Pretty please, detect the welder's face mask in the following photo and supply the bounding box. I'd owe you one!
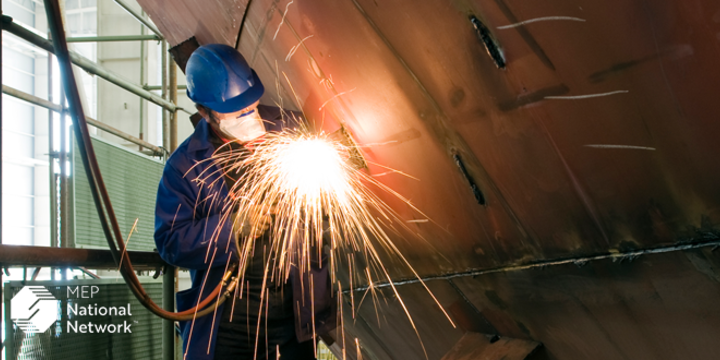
[217,104,266,142]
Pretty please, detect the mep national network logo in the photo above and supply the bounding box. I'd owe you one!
[10,286,60,334]
[11,285,135,334]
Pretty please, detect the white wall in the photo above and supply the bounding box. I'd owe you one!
[97,0,150,149]
[2,0,50,247]
[96,0,196,151]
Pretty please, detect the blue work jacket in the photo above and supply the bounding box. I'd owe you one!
[154,112,336,360]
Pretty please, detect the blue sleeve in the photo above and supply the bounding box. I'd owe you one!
[154,161,236,270]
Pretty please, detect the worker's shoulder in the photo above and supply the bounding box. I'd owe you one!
[163,138,211,177]
[163,118,216,175]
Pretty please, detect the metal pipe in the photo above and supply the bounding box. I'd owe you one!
[66,34,161,42]
[169,60,178,152]
[139,16,146,151]
[146,84,186,91]
[1,9,4,349]
[48,49,59,281]
[1,18,178,112]
[59,86,68,276]
[163,267,176,360]
[76,266,100,279]
[59,85,72,280]
[30,266,41,281]
[161,41,169,152]
[2,85,164,155]
[113,0,163,39]
[0,244,166,269]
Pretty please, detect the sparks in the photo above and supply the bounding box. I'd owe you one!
[204,124,454,359]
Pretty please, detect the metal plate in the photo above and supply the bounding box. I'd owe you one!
[135,1,720,358]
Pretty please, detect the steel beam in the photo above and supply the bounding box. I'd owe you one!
[2,84,164,155]
[1,16,178,112]
[1,7,4,349]
[169,60,178,152]
[162,267,176,360]
[59,88,70,259]
[113,0,163,39]
[0,244,166,269]
[48,50,58,280]
[139,19,146,151]
[145,84,186,91]
[161,41,169,153]
[66,34,161,42]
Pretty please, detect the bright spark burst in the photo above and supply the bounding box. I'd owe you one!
[274,137,349,205]
[206,125,454,359]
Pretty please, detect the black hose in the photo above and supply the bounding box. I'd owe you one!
[43,0,230,321]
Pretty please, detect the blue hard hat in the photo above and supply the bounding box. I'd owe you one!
[185,44,264,113]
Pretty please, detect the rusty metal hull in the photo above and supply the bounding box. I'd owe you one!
[137,0,720,358]
[332,247,720,360]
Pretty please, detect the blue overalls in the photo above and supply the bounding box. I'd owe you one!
[154,111,336,360]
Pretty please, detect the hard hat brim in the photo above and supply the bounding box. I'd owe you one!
[188,70,265,114]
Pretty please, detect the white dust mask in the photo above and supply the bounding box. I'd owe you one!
[218,109,266,142]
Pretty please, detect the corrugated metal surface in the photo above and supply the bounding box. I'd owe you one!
[72,136,164,251]
[4,278,163,360]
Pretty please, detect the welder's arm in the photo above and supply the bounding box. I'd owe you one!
[154,164,236,270]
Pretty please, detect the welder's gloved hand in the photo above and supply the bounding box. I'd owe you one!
[231,203,276,239]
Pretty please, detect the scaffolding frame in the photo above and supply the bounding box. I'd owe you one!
[1,2,179,358]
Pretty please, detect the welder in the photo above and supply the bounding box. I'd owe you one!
[154,44,335,360]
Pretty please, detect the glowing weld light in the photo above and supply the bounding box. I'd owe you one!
[274,138,350,203]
